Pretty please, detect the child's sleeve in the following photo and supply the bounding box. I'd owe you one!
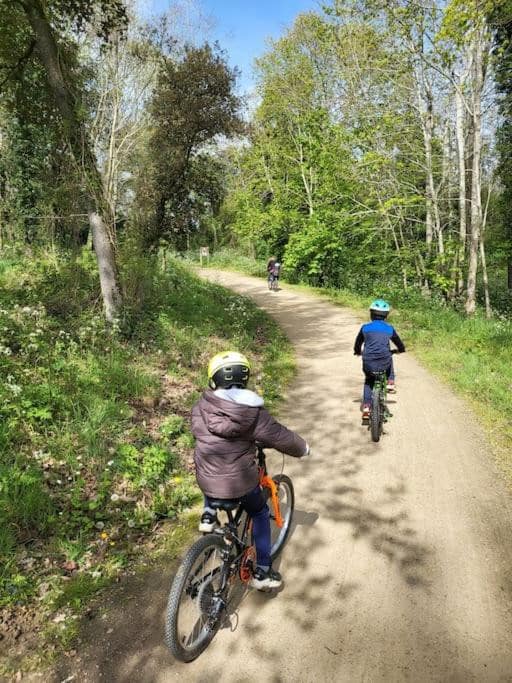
[353,327,364,355]
[253,410,308,458]
[391,328,406,352]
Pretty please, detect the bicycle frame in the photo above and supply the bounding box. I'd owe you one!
[370,371,391,423]
[208,448,284,605]
[257,446,284,528]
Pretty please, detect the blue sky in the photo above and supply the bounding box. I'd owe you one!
[147,0,321,92]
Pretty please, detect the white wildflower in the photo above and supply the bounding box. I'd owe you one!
[7,382,21,396]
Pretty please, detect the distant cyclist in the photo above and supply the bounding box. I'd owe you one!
[266,256,281,289]
[353,299,405,421]
[267,256,276,284]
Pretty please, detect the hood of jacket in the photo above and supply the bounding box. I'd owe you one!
[199,389,261,439]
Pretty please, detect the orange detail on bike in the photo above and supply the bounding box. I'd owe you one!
[260,472,284,528]
[239,545,256,583]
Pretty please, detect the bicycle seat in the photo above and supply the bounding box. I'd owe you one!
[208,498,240,511]
[369,370,387,378]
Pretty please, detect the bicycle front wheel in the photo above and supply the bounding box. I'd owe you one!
[165,534,227,662]
[268,474,294,559]
[370,390,381,442]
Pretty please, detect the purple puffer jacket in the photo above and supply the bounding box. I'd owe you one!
[191,389,307,499]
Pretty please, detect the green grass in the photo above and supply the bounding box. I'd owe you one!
[0,247,295,668]
[198,248,512,484]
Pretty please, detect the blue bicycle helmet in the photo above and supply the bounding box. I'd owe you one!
[369,299,391,319]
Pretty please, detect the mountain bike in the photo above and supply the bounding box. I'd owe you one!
[164,447,294,662]
[368,350,398,442]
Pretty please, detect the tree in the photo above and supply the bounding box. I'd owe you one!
[0,0,126,322]
[136,43,243,248]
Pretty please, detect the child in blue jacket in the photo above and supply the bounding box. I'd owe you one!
[353,299,405,420]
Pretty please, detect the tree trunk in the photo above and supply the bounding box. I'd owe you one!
[89,210,122,322]
[479,237,491,318]
[455,82,467,295]
[465,29,486,316]
[24,0,122,322]
[420,88,443,260]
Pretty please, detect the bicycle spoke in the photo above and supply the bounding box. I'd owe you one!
[175,544,223,652]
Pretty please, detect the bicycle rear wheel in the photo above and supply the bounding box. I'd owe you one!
[165,534,227,662]
[370,390,382,442]
[267,474,294,559]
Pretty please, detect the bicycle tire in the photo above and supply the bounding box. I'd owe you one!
[267,474,294,558]
[165,533,227,662]
[370,390,381,442]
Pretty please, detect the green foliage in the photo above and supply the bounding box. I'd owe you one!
[0,464,55,533]
[134,42,244,249]
[190,248,267,277]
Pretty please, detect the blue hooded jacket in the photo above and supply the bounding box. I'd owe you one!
[354,320,405,366]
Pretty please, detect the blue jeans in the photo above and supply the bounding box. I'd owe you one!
[204,485,271,569]
[362,360,392,404]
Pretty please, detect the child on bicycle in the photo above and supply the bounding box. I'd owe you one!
[191,351,310,590]
[267,256,281,288]
[353,299,405,421]
[267,256,276,278]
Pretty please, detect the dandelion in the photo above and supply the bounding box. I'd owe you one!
[100,532,108,540]
[95,521,105,530]
[110,493,120,502]
[127,519,136,528]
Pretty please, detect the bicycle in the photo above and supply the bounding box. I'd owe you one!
[267,273,279,291]
[368,350,398,442]
[164,446,294,662]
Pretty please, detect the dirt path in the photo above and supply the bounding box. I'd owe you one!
[49,271,512,683]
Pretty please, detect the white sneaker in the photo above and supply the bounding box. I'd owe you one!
[198,512,219,533]
[249,567,282,590]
